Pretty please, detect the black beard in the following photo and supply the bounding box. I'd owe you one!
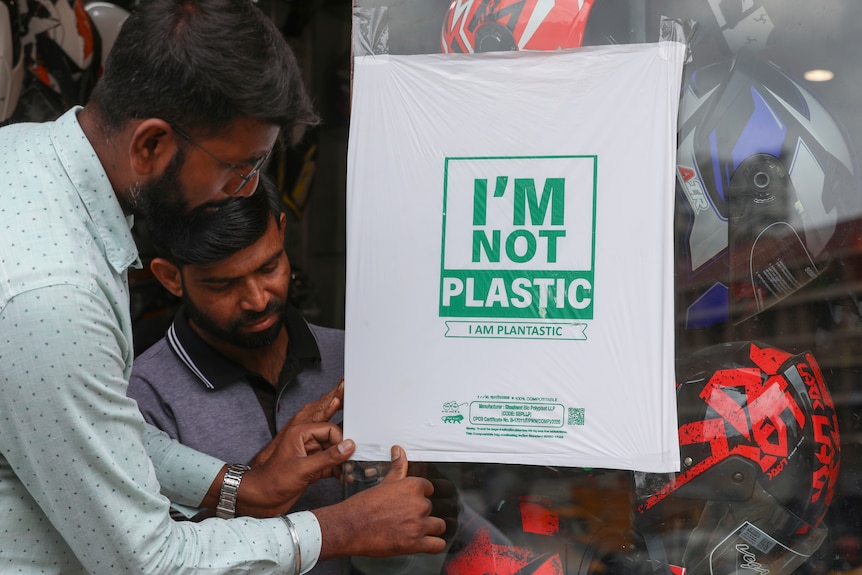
[130,147,190,252]
[183,293,288,349]
[131,148,234,257]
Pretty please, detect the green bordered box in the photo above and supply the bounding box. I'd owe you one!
[439,155,598,320]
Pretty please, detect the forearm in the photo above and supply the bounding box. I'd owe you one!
[0,288,309,573]
[143,423,225,508]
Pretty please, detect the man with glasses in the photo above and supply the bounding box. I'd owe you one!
[168,122,272,198]
[0,0,447,573]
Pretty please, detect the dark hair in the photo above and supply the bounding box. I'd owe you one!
[88,0,318,137]
[156,175,286,266]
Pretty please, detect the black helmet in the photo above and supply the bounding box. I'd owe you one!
[635,341,841,575]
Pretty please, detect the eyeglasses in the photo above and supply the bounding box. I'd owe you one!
[169,122,271,197]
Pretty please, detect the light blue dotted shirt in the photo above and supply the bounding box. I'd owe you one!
[0,107,321,574]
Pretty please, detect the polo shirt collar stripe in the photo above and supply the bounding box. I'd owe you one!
[166,323,217,390]
[166,308,249,390]
[165,305,322,391]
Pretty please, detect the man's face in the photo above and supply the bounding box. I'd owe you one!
[169,117,280,212]
[130,117,280,253]
[180,214,291,349]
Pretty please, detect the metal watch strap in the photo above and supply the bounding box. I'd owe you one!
[216,463,251,519]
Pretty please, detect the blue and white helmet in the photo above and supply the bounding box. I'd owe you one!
[675,55,861,329]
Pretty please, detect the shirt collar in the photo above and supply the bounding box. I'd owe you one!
[51,106,142,273]
[166,305,322,390]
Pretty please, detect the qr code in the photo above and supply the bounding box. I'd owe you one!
[568,407,585,426]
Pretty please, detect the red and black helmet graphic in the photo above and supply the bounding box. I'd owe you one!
[632,342,841,575]
[639,341,840,539]
[441,0,596,54]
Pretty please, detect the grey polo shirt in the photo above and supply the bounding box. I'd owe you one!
[129,304,344,470]
[128,306,346,574]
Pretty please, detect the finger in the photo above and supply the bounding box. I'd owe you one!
[320,380,344,405]
[431,516,449,538]
[293,439,355,479]
[307,380,344,423]
[413,536,447,557]
[363,466,380,480]
[428,478,459,542]
[428,477,456,499]
[298,422,345,449]
[422,518,449,554]
[313,396,341,423]
[380,445,408,483]
[428,479,458,514]
[301,427,340,453]
[322,380,344,418]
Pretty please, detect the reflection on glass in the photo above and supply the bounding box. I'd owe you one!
[350,1,862,573]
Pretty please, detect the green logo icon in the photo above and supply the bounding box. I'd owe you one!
[441,400,467,424]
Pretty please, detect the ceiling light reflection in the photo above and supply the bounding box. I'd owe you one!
[804,69,834,82]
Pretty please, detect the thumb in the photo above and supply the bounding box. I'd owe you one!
[334,439,356,461]
[381,445,408,482]
[301,438,355,472]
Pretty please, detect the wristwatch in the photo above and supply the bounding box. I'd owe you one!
[216,463,251,519]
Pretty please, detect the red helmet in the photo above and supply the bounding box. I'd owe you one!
[636,341,840,575]
[441,0,596,54]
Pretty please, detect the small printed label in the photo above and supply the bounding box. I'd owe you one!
[739,523,778,554]
[444,321,587,340]
[440,394,585,440]
[470,401,565,427]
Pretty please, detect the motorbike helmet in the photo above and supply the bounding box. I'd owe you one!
[434,465,632,575]
[635,341,840,575]
[19,0,101,110]
[675,54,861,329]
[1,0,25,121]
[84,1,128,70]
[440,0,596,53]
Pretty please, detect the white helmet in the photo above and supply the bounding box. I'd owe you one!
[18,0,100,109]
[84,1,128,69]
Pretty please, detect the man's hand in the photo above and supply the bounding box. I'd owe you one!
[313,446,448,559]
[287,379,344,427]
[251,381,344,468]
[203,422,356,518]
